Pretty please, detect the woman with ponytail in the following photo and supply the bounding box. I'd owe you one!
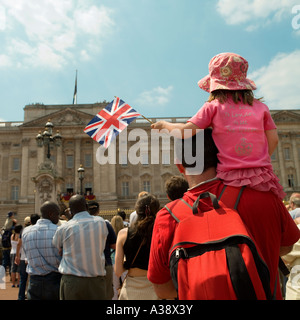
[114,194,160,300]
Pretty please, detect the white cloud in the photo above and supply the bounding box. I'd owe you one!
[0,54,12,68]
[249,50,300,109]
[0,0,115,69]
[0,5,6,31]
[217,0,299,29]
[74,5,114,36]
[136,86,174,107]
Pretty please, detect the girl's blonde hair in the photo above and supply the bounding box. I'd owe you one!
[111,215,124,236]
[208,89,262,106]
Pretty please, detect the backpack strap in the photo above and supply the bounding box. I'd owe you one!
[166,185,245,222]
[218,185,246,210]
[165,198,193,223]
[220,185,279,299]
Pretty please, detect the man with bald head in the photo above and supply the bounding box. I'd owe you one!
[22,201,62,300]
[53,194,108,300]
[289,193,300,220]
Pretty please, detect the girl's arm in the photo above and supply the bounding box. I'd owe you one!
[265,129,279,156]
[114,228,127,278]
[151,121,200,138]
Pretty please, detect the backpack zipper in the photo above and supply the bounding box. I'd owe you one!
[175,247,188,259]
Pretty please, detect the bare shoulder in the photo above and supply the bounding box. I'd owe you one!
[117,227,128,243]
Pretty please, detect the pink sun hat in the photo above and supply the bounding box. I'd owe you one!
[198,52,257,93]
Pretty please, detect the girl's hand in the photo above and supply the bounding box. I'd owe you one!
[151,120,167,130]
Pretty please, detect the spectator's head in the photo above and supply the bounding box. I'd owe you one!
[117,210,126,221]
[69,194,87,216]
[24,216,31,227]
[290,193,300,210]
[111,215,124,236]
[175,128,219,175]
[40,201,60,224]
[14,224,23,234]
[88,201,100,216]
[30,213,40,225]
[165,176,189,201]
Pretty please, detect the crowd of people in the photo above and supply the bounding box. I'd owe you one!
[0,174,188,300]
[1,133,300,300]
[1,52,300,300]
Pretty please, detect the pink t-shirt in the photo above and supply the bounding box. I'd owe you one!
[188,98,276,172]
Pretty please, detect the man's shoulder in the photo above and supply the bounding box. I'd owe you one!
[22,224,37,236]
[290,207,300,219]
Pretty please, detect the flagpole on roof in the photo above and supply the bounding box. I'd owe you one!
[73,70,77,105]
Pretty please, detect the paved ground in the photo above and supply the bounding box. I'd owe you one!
[0,273,20,300]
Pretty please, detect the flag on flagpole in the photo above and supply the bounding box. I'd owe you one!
[84,97,141,148]
[73,70,77,104]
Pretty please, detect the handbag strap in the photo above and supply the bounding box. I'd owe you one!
[119,239,144,290]
[130,239,144,267]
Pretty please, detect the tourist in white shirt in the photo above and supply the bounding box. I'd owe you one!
[53,194,108,300]
[22,202,61,300]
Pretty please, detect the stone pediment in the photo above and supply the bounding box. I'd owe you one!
[21,108,95,128]
[271,110,300,123]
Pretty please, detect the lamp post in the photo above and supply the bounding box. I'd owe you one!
[78,164,85,195]
[36,119,62,159]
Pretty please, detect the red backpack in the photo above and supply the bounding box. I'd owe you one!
[166,185,273,300]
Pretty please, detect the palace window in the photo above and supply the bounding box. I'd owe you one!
[162,152,170,165]
[143,180,151,193]
[11,186,19,200]
[66,155,74,168]
[12,158,20,171]
[288,174,295,188]
[66,183,74,194]
[141,153,149,166]
[84,154,92,168]
[122,181,129,197]
[284,148,291,160]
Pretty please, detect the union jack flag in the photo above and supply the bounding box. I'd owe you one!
[84,97,141,148]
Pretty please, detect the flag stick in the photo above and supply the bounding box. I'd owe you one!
[140,114,153,124]
[113,96,153,124]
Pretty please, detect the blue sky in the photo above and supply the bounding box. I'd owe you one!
[0,0,300,122]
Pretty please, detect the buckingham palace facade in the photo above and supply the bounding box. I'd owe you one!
[0,102,300,225]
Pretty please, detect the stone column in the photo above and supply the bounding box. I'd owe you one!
[291,133,300,187]
[56,144,63,177]
[1,142,11,182]
[37,145,44,167]
[277,134,287,188]
[1,142,11,200]
[93,142,101,198]
[74,138,81,193]
[20,138,31,202]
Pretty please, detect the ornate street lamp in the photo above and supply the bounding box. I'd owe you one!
[36,119,62,159]
[78,164,85,195]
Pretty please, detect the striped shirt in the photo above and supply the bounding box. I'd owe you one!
[22,219,61,276]
[52,211,108,277]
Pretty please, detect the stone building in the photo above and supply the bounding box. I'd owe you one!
[0,103,299,226]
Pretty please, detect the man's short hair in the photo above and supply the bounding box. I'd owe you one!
[291,197,300,208]
[165,176,189,200]
[88,201,99,215]
[176,128,219,172]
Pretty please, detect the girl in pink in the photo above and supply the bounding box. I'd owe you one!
[152,52,285,199]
